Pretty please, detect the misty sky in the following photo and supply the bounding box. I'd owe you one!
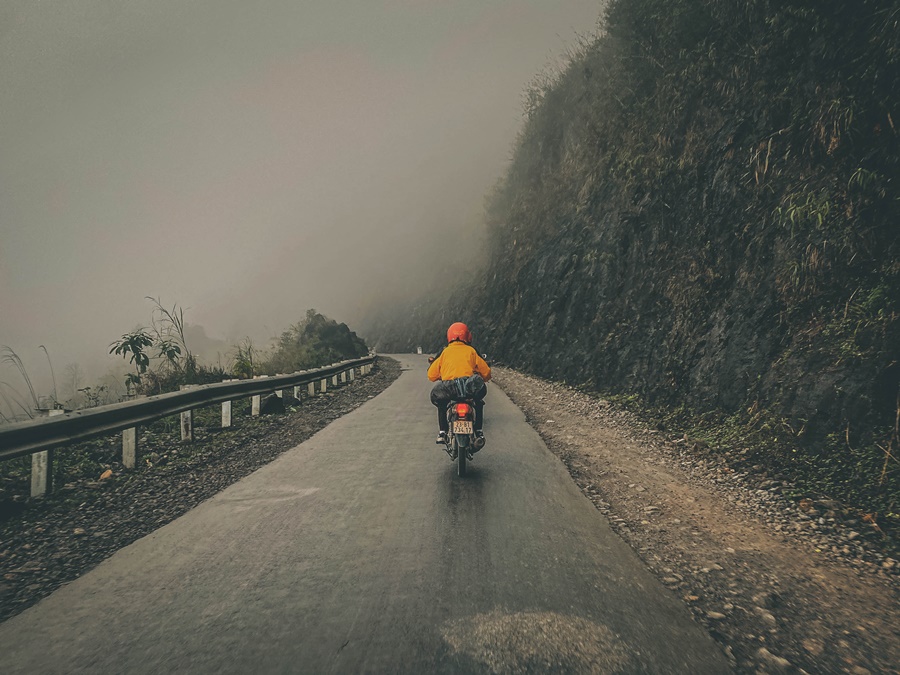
[1,1,601,382]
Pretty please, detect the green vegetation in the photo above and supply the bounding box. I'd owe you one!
[259,309,368,375]
[107,305,367,393]
[109,298,225,396]
[368,0,900,517]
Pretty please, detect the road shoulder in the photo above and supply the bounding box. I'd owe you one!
[494,366,900,675]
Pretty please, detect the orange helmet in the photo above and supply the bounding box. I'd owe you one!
[446,322,472,344]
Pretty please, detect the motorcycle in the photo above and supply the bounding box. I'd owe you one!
[428,354,488,477]
[442,396,485,476]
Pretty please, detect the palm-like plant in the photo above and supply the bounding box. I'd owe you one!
[109,330,153,394]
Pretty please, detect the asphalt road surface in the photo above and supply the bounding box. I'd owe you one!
[0,355,729,673]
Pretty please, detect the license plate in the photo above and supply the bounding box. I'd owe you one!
[453,420,474,435]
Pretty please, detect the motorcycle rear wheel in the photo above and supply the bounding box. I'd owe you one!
[456,438,467,476]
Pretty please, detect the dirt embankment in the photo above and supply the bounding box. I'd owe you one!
[0,358,401,624]
[495,367,899,675]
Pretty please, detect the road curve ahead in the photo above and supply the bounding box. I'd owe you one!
[0,355,728,674]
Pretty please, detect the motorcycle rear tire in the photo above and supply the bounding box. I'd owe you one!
[457,438,467,476]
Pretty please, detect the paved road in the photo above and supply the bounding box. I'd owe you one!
[0,355,728,673]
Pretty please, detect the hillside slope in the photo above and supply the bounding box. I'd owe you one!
[367,0,900,514]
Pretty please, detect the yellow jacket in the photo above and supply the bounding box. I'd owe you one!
[427,341,492,382]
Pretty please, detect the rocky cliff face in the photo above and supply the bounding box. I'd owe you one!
[366,0,900,509]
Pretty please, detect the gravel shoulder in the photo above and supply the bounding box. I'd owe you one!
[0,357,401,624]
[494,366,899,675]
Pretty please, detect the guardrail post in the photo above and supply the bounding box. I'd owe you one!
[31,449,54,497]
[220,379,234,428]
[181,410,193,441]
[251,376,263,416]
[30,409,64,497]
[349,368,355,382]
[308,381,316,397]
[275,375,285,398]
[332,374,339,387]
[122,427,139,468]
[179,385,196,442]
[320,378,327,393]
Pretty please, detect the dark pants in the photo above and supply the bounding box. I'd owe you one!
[431,383,487,433]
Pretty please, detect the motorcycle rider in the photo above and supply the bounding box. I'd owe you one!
[427,322,491,445]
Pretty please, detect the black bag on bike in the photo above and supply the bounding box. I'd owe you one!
[430,374,485,403]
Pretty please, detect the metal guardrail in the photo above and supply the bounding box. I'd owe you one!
[0,356,376,495]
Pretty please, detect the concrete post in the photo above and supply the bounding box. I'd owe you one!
[321,378,327,393]
[179,385,196,442]
[349,368,355,381]
[181,409,193,442]
[293,385,302,400]
[252,376,263,416]
[31,449,54,497]
[31,408,63,497]
[122,427,139,468]
[275,376,285,398]
[332,374,338,387]
[221,378,234,428]
[308,381,316,397]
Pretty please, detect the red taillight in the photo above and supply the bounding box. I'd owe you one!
[455,402,472,418]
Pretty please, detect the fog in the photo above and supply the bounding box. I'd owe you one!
[0,1,601,397]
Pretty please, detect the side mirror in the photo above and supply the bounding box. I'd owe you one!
[427,356,435,364]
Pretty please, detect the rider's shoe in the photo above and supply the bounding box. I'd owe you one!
[436,431,447,445]
[474,430,485,451]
